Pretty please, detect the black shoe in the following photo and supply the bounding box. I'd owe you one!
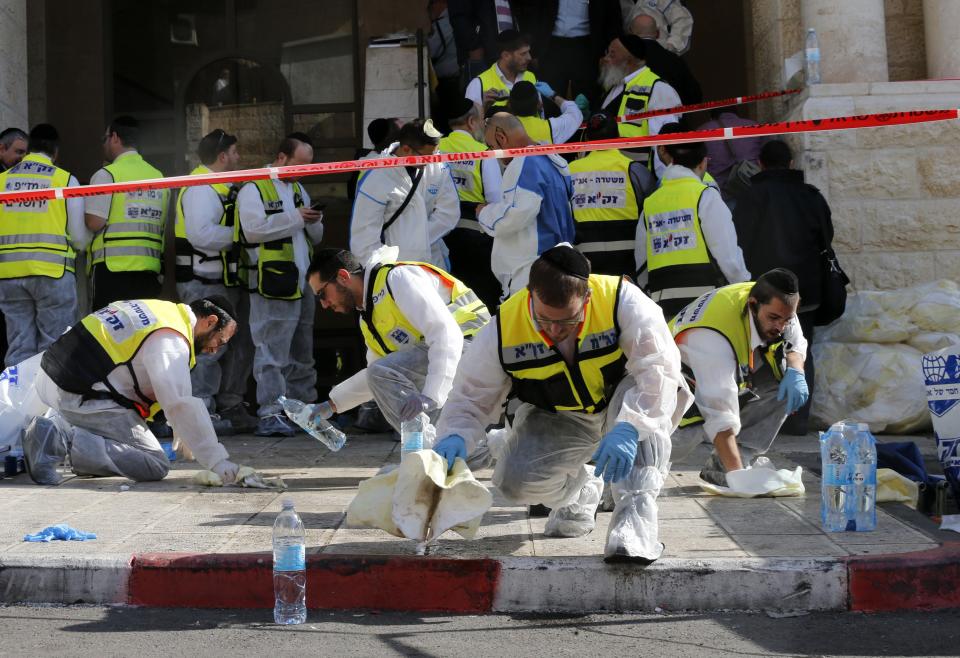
[603,545,662,565]
[528,504,551,517]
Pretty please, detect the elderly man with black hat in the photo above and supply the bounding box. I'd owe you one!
[433,244,691,563]
[598,34,682,176]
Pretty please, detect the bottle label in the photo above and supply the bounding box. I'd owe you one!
[403,431,424,452]
[805,48,820,61]
[823,463,847,485]
[851,465,876,486]
[274,544,305,572]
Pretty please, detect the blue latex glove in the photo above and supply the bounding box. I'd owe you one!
[591,422,639,483]
[777,366,810,414]
[434,434,467,472]
[24,524,97,542]
[535,81,557,99]
[399,393,438,423]
[574,93,590,114]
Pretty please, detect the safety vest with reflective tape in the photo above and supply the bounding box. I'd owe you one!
[669,282,784,427]
[174,165,243,287]
[569,150,639,264]
[40,299,196,420]
[496,274,626,414]
[0,153,75,279]
[478,65,536,109]
[246,178,306,300]
[360,262,490,357]
[439,131,486,230]
[615,67,660,139]
[703,171,719,191]
[517,115,553,144]
[90,152,168,273]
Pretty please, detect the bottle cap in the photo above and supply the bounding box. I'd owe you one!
[281,498,294,509]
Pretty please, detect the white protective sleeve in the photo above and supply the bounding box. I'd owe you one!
[66,176,92,251]
[237,182,304,244]
[425,164,461,247]
[183,185,234,253]
[477,158,542,238]
[328,354,377,413]
[481,158,504,204]
[464,77,483,106]
[84,168,113,219]
[698,186,751,284]
[549,99,585,144]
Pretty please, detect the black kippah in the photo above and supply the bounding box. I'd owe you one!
[619,34,647,60]
[540,244,590,280]
[447,97,476,122]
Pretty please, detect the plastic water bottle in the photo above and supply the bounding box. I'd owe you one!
[848,423,877,531]
[805,28,821,84]
[278,396,347,451]
[273,498,307,625]
[400,412,426,456]
[820,422,850,532]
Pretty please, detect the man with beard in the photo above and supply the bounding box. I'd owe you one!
[668,269,809,487]
[465,30,537,114]
[598,34,681,175]
[21,297,241,485]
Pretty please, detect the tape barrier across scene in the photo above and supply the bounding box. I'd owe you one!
[590,88,803,127]
[0,108,957,205]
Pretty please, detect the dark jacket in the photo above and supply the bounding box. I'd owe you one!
[449,0,521,67]
[641,38,702,106]
[516,0,622,63]
[732,168,834,308]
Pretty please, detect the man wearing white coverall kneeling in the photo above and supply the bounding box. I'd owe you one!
[434,245,691,563]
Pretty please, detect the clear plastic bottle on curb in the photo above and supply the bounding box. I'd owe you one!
[848,423,877,531]
[278,395,347,451]
[805,28,821,84]
[273,498,307,625]
[820,421,851,532]
[400,412,427,456]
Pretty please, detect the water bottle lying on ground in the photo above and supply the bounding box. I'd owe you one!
[273,498,306,625]
[278,396,347,451]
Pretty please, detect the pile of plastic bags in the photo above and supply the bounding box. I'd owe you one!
[812,280,960,433]
[0,352,51,453]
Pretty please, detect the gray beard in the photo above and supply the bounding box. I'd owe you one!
[598,62,628,92]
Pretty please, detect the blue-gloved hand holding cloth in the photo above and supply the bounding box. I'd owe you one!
[777,367,809,414]
[434,434,467,472]
[592,422,639,483]
[534,81,557,99]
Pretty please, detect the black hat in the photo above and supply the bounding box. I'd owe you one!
[446,97,477,123]
[540,244,590,280]
[619,34,647,60]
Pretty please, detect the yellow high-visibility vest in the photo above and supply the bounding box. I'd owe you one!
[174,165,243,286]
[478,64,536,109]
[246,178,306,300]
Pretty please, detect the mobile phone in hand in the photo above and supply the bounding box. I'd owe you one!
[310,201,326,212]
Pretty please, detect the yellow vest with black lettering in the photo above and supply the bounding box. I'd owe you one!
[90,152,168,273]
[642,174,722,304]
[40,299,196,420]
[174,165,242,287]
[439,131,486,230]
[610,67,661,168]
[669,282,784,427]
[517,115,553,144]
[0,153,75,279]
[478,64,536,109]
[496,274,626,414]
[247,178,306,300]
[360,262,490,357]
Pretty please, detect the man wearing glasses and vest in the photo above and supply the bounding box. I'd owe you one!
[305,246,489,433]
[465,30,537,114]
[668,270,809,488]
[237,133,324,437]
[434,245,691,563]
[22,297,241,486]
[85,116,169,310]
[0,124,89,367]
[173,129,257,434]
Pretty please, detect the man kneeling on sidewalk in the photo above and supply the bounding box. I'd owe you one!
[23,297,241,485]
[433,245,691,563]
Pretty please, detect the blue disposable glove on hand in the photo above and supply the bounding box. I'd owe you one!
[574,93,590,113]
[434,434,467,471]
[399,393,438,422]
[535,81,557,99]
[777,366,809,414]
[591,422,639,483]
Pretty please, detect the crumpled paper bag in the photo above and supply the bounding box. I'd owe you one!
[193,465,286,489]
[699,465,805,498]
[346,450,492,542]
[876,467,919,508]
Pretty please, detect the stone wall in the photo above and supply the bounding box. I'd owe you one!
[0,0,28,130]
[885,0,927,82]
[184,101,285,171]
[749,0,804,123]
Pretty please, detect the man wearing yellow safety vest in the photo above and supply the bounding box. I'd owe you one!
[669,270,809,488]
[438,99,503,311]
[635,136,751,318]
[506,80,582,145]
[0,124,90,367]
[435,245,691,563]
[23,297,241,485]
[237,133,324,437]
[85,116,169,310]
[305,246,490,434]
[598,34,681,175]
[464,30,537,115]
[173,129,256,434]
[570,112,655,278]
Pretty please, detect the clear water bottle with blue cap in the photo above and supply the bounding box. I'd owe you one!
[273,498,306,625]
[805,28,821,84]
[848,423,877,531]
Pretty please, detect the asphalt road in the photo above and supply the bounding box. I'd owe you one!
[0,605,958,657]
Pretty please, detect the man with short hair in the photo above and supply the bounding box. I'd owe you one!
[0,124,89,367]
[85,116,169,310]
[479,113,575,299]
[435,245,690,563]
[669,270,810,486]
[306,247,489,432]
[24,297,241,485]
[507,80,582,144]
[237,133,324,436]
[628,13,701,105]
[0,128,27,171]
[174,129,256,433]
[464,29,537,112]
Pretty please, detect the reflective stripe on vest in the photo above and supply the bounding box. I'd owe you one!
[517,116,553,144]
[478,65,536,109]
[439,132,486,207]
[359,262,490,358]
[496,274,626,414]
[616,68,660,139]
[174,165,242,286]
[569,149,639,259]
[248,178,305,300]
[90,153,167,273]
[0,153,75,279]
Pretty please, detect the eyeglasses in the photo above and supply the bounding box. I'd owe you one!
[314,280,334,302]
[534,301,588,328]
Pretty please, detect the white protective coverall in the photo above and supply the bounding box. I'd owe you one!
[437,279,691,561]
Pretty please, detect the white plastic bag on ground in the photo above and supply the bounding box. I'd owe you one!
[0,352,50,451]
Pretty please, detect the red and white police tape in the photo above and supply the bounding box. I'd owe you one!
[0,108,957,205]
[591,87,802,127]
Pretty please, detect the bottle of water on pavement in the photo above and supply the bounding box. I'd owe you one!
[820,422,851,532]
[400,412,426,456]
[805,28,821,84]
[848,423,877,531]
[273,498,307,625]
[278,395,347,451]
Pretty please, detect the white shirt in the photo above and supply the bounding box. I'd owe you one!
[677,312,807,440]
[635,165,750,286]
[236,174,324,290]
[85,150,140,219]
[546,99,585,145]
[328,247,465,412]
[437,280,691,453]
[553,0,590,37]
[181,184,234,279]
[623,0,695,54]
[465,63,525,106]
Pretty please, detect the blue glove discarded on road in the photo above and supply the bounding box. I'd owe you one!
[24,524,97,542]
[777,366,809,414]
[591,422,639,483]
[399,393,438,423]
[574,93,590,113]
[434,434,467,471]
[535,81,557,99]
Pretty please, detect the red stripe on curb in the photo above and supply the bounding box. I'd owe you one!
[128,553,500,613]
[847,543,960,612]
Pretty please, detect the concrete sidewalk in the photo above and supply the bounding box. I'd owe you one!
[1,430,956,613]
